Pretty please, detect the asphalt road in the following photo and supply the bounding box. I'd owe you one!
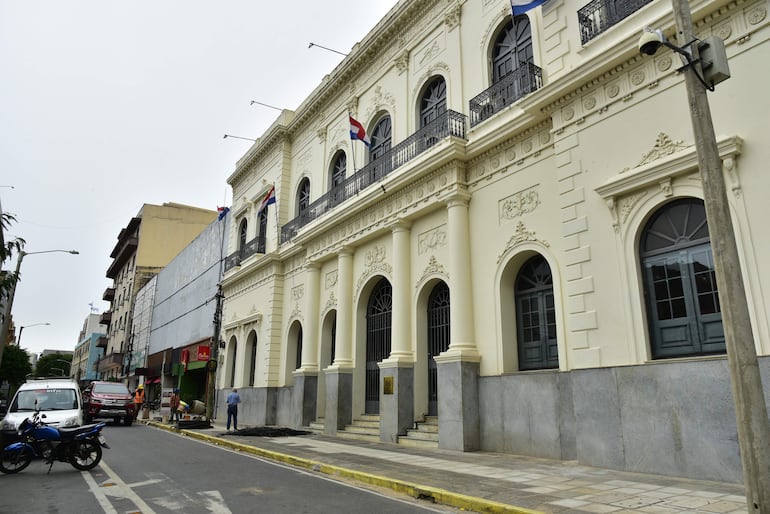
[0,422,461,513]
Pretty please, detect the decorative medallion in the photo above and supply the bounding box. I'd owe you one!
[563,106,575,121]
[630,70,645,86]
[540,132,551,145]
[607,84,620,98]
[522,140,533,153]
[506,147,517,161]
[657,55,673,72]
[714,23,732,41]
[583,97,596,110]
[748,6,766,25]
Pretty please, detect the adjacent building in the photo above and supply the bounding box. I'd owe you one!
[99,202,218,381]
[72,313,106,386]
[213,0,770,484]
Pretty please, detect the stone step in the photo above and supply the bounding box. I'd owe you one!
[402,429,439,441]
[335,430,380,443]
[397,435,439,449]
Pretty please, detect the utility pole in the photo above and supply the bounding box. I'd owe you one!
[670,0,770,510]
[205,283,224,422]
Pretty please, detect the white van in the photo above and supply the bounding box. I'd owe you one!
[0,378,83,434]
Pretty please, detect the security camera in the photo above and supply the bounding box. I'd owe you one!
[639,27,665,55]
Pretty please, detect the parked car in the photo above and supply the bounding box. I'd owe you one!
[82,381,135,426]
[1,378,84,437]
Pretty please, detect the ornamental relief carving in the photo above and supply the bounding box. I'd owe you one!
[292,285,304,302]
[497,222,550,263]
[325,270,338,289]
[634,133,688,168]
[355,263,393,299]
[499,185,540,222]
[366,86,396,120]
[418,226,447,255]
[417,255,448,288]
[321,292,338,319]
[365,245,387,266]
[444,3,461,29]
[747,5,766,25]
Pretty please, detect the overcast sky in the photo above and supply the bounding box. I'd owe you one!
[1,0,398,358]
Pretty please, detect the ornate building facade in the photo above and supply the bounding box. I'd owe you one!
[217,0,770,483]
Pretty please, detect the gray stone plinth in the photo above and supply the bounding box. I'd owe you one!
[379,365,414,443]
[437,359,479,451]
[324,368,353,433]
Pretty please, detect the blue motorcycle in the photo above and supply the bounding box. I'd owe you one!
[0,410,109,474]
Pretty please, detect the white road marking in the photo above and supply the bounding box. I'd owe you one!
[198,490,232,514]
[97,459,158,513]
[81,468,118,514]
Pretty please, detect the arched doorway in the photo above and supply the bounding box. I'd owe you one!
[427,281,450,416]
[365,278,392,414]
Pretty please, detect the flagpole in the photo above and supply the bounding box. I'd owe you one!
[348,112,357,173]
[272,184,278,244]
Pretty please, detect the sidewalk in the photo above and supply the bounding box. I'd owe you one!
[144,420,748,514]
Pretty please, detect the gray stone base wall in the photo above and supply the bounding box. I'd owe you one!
[478,356,770,484]
[215,386,290,427]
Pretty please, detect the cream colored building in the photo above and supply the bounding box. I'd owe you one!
[218,0,770,482]
[100,203,217,383]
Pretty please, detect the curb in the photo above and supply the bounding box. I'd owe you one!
[144,421,543,514]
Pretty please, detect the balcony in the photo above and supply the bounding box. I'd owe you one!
[280,110,467,244]
[578,0,654,45]
[102,287,115,302]
[96,352,124,372]
[224,234,266,272]
[96,336,108,348]
[469,63,543,127]
[99,311,112,326]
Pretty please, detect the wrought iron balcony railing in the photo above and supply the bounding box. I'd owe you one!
[578,0,653,45]
[469,62,543,127]
[280,110,467,243]
[224,234,267,272]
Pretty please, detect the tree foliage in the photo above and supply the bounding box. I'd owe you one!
[0,345,32,398]
[1,211,25,304]
[35,353,73,378]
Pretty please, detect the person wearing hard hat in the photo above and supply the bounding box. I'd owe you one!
[133,384,145,420]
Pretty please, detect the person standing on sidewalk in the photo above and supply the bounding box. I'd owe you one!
[226,388,240,431]
[133,384,145,420]
[169,388,180,423]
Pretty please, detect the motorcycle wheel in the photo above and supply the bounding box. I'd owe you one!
[69,439,102,471]
[0,447,33,474]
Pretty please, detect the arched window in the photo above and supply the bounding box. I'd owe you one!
[640,198,724,359]
[368,116,393,181]
[329,151,347,205]
[515,255,558,370]
[228,340,237,387]
[365,278,392,414]
[296,178,310,217]
[238,219,248,258]
[257,208,267,254]
[420,77,447,128]
[492,16,533,83]
[369,116,392,161]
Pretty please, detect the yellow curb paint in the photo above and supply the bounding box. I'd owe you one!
[146,422,543,514]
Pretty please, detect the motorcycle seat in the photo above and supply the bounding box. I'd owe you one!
[58,424,102,438]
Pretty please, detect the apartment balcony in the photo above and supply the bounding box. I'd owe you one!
[280,109,467,244]
[578,0,654,45]
[99,311,112,326]
[224,234,266,272]
[106,236,138,279]
[469,63,543,128]
[96,352,124,372]
[96,336,108,348]
[102,287,115,302]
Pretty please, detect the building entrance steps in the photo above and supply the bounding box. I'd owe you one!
[144,420,748,514]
